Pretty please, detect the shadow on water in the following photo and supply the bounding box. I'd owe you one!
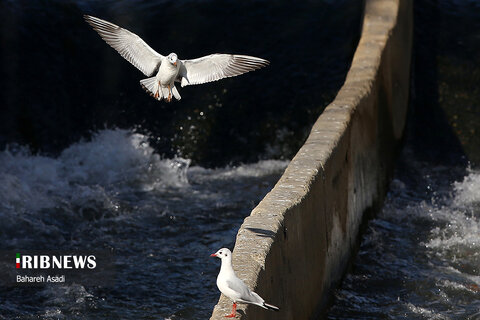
[412,0,466,168]
[412,0,480,168]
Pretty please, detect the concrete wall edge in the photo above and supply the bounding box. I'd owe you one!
[210,0,412,318]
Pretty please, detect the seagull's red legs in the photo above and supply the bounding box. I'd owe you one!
[167,84,172,102]
[154,81,160,99]
[225,303,237,318]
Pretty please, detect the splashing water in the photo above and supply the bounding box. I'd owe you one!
[0,130,189,213]
[0,128,288,319]
[328,155,480,319]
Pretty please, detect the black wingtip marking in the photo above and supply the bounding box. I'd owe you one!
[264,303,280,311]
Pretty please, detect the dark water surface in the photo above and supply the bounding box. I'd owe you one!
[413,0,480,166]
[328,0,480,318]
[0,0,362,167]
[0,1,362,319]
[0,129,289,319]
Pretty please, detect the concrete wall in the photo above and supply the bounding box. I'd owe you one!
[209,0,412,319]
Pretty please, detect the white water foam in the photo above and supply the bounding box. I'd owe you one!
[382,170,480,259]
[424,170,480,255]
[405,303,451,320]
[189,159,288,181]
[0,129,191,215]
[335,167,480,318]
[453,169,480,207]
[0,128,289,218]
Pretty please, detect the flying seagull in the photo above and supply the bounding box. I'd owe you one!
[84,15,269,102]
[211,248,279,318]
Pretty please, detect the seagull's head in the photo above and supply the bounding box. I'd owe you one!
[167,53,178,66]
[210,248,232,260]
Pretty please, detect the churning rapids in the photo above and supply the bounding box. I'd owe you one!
[0,129,288,319]
[328,148,480,319]
[328,0,480,318]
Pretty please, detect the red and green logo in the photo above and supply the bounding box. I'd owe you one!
[16,253,20,269]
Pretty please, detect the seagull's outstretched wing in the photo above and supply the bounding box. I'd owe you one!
[178,54,269,87]
[84,15,164,76]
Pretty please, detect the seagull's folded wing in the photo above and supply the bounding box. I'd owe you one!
[178,54,269,87]
[84,15,164,76]
[226,279,263,304]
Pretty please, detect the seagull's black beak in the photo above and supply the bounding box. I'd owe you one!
[210,253,217,257]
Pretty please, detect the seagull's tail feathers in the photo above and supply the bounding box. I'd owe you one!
[171,85,181,100]
[263,302,280,311]
[140,77,162,101]
[249,292,279,311]
[159,86,169,99]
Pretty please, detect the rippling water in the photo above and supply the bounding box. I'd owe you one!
[328,147,480,319]
[328,0,480,318]
[0,129,288,319]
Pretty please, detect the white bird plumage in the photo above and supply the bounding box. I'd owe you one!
[84,15,269,102]
[211,248,279,318]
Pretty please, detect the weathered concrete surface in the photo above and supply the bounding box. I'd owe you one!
[210,0,412,319]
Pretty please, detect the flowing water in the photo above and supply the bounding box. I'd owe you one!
[0,129,288,319]
[0,0,363,318]
[2,0,478,318]
[327,149,480,319]
[328,0,480,318]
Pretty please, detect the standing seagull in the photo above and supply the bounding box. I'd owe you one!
[84,15,269,102]
[211,248,279,318]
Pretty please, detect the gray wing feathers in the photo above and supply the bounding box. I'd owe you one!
[179,54,269,87]
[226,279,264,304]
[84,15,163,76]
